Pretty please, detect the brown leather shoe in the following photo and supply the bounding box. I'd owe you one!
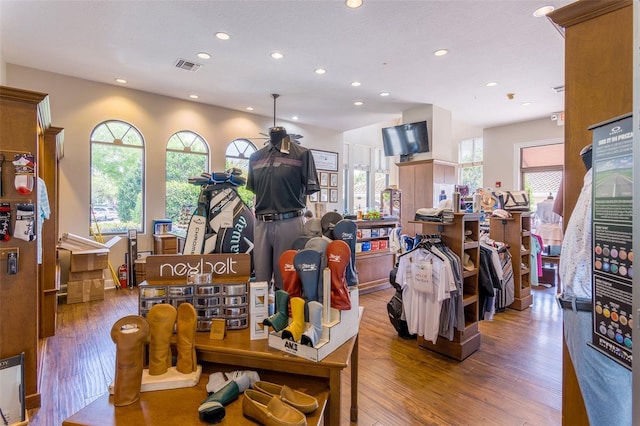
[253,381,318,414]
[242,389,307,426]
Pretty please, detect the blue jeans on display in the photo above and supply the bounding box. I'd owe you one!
[563,309,632,425]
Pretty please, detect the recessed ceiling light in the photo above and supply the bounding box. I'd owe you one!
[246,107,254,111]
[315,68,327,74]
[271,52,284,59]
[292,116,299,120]
[197,52,211,60]
[486,81,498,87]
[351,81,362,87]
[522,102,532,106]
[354,101,364,106]
[189,94,199,99]
[533,6,554,17]
[433,49,448,57]
[379,92,390,97]
[345,0,363,8]
[215,32,230,40]
[115,78,127,84]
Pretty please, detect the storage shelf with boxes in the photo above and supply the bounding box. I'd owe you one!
[57,233,120,303]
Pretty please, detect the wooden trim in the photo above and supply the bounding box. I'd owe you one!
[548,0,631,28]
[0,85,48,104]
[395,158,457,168]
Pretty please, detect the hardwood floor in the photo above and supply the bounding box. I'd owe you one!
[30,285,562,425]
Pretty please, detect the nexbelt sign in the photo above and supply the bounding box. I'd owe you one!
[145,253,251,283]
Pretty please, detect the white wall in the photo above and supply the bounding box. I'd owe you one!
[6,64,343,273]
[483,117,564,191]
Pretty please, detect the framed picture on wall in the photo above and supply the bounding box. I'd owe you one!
[309,192,318,202]
[311,149,339,171]
[320,172,329,187]
[330,188,338,203]
[320,188,328,202]
[330,173,338,187]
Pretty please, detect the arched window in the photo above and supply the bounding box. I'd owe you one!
[165,131,210,232]
[225,138,258,207]
[90,120,144,234]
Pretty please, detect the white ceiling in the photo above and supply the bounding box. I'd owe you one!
[0,0,571,132]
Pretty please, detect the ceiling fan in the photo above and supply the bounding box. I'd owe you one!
[258,94,304,144]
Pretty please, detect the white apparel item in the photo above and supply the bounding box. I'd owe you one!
[559,169,593,299]
[396,249,452,343]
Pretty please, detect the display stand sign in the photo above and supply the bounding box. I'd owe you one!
[588,113,633,370]
[0,353,25,425]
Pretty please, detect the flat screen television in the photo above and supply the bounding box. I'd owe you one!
[381,120,430,159]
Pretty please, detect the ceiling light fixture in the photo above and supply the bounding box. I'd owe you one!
[189,94,199,99]
[354,101,364,106]
[486,81,498,87]
[292,116,299,120]
[379,92,390,97]
[533,6,554,17]
[246,107,254,111]
[345,0,363,8]
[215,32,230,40]
[196,52,211,60]
[271,52,284,59]
[315,68,327,74]
[351,81,362,87]
[522,102,532,106]
[115,78,127,84]
[433,49,448,57]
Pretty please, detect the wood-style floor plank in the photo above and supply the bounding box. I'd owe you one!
[30,285,561,425]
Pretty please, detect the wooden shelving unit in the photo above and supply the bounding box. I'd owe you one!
[489,211,533,310]
[355,219,399,294]
[412,213,482,361]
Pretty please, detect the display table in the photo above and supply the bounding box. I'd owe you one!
[62,369,328,425]
[64,328,358,425]
[192,327,359,425]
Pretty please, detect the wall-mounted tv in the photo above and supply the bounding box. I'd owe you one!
[381,120,430,159]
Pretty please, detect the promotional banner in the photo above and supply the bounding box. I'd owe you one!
[589,113,634,369]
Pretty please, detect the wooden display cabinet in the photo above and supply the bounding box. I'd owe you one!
[355,219,399,294]
[412,213,482,361]
[489,211,533,310]
[154,233,178,255]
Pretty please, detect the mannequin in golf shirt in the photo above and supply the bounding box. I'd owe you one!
[559,144,631,425]
[247,126,320,289]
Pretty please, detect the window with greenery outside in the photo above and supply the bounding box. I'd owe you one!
[166,131,210,234]
[90,120,144,235]
[225,138,257,208]
[459,138,483,193]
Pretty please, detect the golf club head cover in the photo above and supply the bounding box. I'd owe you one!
[291,236,311,251]
[293,249,323,303]
[280,249,302,316]
[305,236,332,302]
[300,301,323,347]
[303,218,323,237]
[199,370,260,423]
[326,240,352,310]
[147,303,177,375]
[110,315,150,407]
[262,289,289,332]
[281,297,306,342]
[320,212,343,239]
[176,302,197,374]
[333,219,359,286]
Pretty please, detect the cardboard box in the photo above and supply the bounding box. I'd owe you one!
[70,250,109,272]
[67,279,105,304]
[370,240,380,251]
[69,269,104,282]
[268,288,361,362]
[379,240,388,250]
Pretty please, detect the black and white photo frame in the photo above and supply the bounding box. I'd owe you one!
[330,173,338,187]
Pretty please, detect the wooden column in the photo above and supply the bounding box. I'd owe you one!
[548,2,633,424]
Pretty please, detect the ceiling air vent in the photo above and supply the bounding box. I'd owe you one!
[552,85,565,93]
[175,59,201,72]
